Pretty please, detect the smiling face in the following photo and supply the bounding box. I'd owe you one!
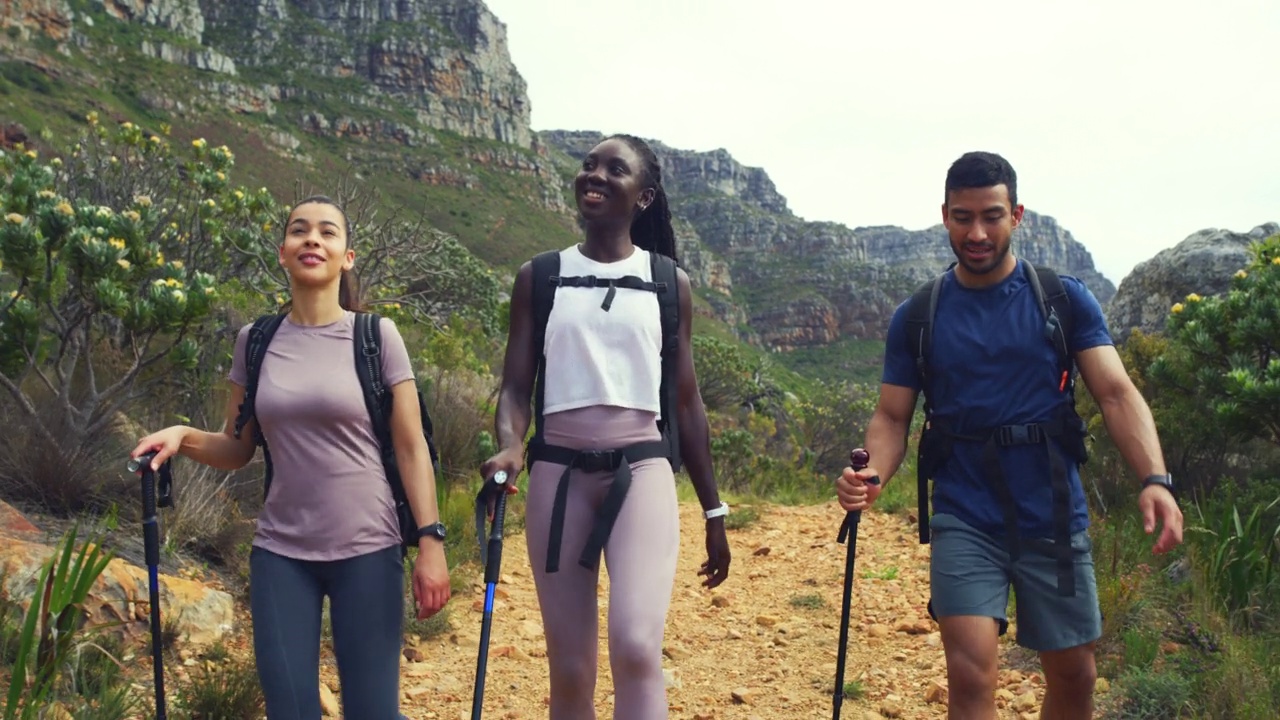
[279,201,354,289]
[942,183,1023,285]
[573,138,656,224]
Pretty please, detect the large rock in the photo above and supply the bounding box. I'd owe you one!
[0,502,234,647]
[1106,222,1280,339]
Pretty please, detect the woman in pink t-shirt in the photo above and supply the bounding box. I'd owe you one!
[132,196,448,719]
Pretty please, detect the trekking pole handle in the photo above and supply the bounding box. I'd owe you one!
[489,471,509,539]
[850,448,881,503]
[127,451,159,475]
[483,471,509,585]
[129,452,163,577]
[840,449,879,542]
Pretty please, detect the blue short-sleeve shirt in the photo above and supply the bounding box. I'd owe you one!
[882,259,1114,538]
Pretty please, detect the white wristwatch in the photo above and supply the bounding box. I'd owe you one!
[703,501,729,519]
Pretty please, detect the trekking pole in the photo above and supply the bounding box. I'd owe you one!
[127,451,175,720]
[833,448,879,719]
[471,470,510,720]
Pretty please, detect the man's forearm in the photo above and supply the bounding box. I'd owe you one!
[864,410,911,484]
[1098,387,1167,479]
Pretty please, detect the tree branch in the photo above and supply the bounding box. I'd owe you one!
[0,370,59,448]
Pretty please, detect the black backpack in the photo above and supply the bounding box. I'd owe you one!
[528,248,683,473]
[906,260,1088,598]
[521,248,684,574]
[232,311,440,556]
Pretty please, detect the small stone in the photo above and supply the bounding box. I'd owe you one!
[866,623,891,638]
[752,546,771,556]
[663,644,690,660]
[319,684,340,716]
[731,688,753,704]
[924,680,948,705]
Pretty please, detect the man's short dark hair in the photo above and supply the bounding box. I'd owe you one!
[945,151,1018,207]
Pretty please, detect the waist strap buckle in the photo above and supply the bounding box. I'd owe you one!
[573,449,621,474]
[996,423,1044,446]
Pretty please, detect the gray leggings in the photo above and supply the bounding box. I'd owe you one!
[525,406,681,720]
[249,544,404,719]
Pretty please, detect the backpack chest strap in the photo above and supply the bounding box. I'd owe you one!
[551,273,665,311]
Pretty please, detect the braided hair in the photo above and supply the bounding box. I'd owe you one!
[608,134,678,264]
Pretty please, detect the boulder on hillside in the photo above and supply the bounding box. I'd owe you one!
[1106,222,1280,339]
[0,500,235,647]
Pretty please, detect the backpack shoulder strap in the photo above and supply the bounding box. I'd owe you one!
[1022,263,1075,392]
[903,273,944,414]
[529,250,561,444]
[650,251,683,473]
[353,311,392,448]
[234,313,287,442]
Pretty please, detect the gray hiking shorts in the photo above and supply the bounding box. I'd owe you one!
[927,512,1103,652]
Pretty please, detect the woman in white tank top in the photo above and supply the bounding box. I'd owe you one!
[481,134,731,719]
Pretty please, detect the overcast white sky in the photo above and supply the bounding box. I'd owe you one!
[481,0,1279,285]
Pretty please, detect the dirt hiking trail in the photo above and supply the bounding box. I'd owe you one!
[372,500,1069,720]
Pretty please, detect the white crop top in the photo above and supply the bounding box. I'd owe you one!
[541,244,664,417]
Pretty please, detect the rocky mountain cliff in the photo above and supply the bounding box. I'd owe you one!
[1,0,531,145]
[543,130,1117,349]
[2,0,1123,356]
[1106,222,1280,339]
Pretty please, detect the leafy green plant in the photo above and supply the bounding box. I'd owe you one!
[0,120,278,454]
[789,594,826,609]
[171,657,265,720]
[1149,234,1280,450]
[1113,666,1193,720]
[3,524,115,720]
[841,679,864,700]
[1189,496,1280,627]
[724,505,759,530]
[861,566,900,581]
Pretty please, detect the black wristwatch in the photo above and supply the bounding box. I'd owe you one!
[418,522,447,542]
[1141,474,1176,501]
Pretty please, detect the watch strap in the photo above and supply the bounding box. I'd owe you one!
[703,501,729,520]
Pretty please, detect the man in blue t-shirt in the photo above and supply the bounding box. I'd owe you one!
[836,151,1183,719]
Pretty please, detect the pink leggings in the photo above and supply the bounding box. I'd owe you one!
[525,406,680,720]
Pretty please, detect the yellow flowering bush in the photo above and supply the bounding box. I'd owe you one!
[0,118,279,448]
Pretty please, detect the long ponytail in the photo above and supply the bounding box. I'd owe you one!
[338,268,361,312]
[610,134,678,264]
